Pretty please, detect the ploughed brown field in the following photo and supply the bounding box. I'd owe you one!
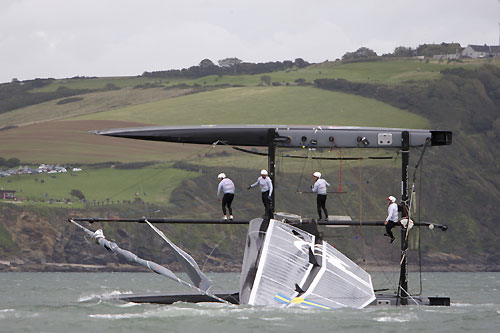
[0,120,203,163]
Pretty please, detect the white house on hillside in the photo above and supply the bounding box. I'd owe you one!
[462,44,500,58]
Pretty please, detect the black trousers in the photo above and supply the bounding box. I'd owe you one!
[261,191,272,217]
[221,193,234,215]
[385,220,398,238]
[317,194,328,220]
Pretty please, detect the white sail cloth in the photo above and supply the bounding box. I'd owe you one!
[241,219,375,309]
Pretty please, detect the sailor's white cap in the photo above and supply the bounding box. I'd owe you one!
[387,196,396,203]
[218,173,226,179]
[261,169,268,175]
[313,171,321,178]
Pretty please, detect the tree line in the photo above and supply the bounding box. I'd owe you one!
[142,58,310,78]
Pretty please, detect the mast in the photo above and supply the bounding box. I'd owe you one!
[267,128,276,217]
[399,131,410,305]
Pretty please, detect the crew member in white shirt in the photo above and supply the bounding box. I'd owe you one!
[384,195,399,243]
[217,173,235,221]
[312,172,330,220]
[247,169,273,217]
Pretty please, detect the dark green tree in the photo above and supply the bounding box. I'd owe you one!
[342,47,377,61]
[217,57,242,67]
[5,158,20,168]
[392,46,415,57]
[199,59,215,68]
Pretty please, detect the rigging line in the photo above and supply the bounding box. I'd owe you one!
[199,235,240,305]
[362,152,399,185]
[398,285,420,305]
[342,152,400,289]
[358,165,366,268]
[343,160,395,289]
[201,236,227,272]
[404,140,431,244]
[295,149,310,193]
[416,227,423,296]
[104,163,174,200]
[416,149,425,295]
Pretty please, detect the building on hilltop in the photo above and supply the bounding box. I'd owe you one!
[462,44,500,58]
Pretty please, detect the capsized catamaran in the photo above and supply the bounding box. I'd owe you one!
[70,125,452,307]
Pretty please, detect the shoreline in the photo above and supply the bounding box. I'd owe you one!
[1,262,499,273]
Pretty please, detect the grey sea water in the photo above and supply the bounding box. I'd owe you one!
[0,272,499,332]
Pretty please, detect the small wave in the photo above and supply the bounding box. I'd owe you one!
[0,309,15,319]
[261,317,284,321]
[78,290,132,302]
[90,313,148,319]
[0,309,39,319]
[376,316,410,323]
[376,313,417,323]
[117,302,140,308]
[453,303,472,307]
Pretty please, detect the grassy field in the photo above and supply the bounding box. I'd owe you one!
[0,164,195,207]
[0,87,193,127]
[32,76,187,92]
[0,119,212,163]
[30,58,495,93]
[73,86,429,128]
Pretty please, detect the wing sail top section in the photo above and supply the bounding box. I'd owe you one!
[94,125,451,148]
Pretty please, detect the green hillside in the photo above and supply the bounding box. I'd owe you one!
[73,86,428,128]
[0,57,499,273]
[0,163,193,206]
[32,58,490,93]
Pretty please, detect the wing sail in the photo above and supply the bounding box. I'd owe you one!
[240,219,375,309]
[145,220,211,292]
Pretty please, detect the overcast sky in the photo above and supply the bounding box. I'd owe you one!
[1,0,499,83]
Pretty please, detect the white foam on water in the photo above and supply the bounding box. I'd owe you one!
[376,316,410,323]
[89,303,267,320]
[78,290,132,302]
[260,317,284,321]
[0,309,15,319]
[375,312,418,323]
[453,303,472,307]
[117,302,140,308]
[0,309,40,319]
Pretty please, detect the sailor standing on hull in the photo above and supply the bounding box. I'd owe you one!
[312,172,330,220]
[217,173,235,221]
[384,195,399,243]
[247,169,273,217]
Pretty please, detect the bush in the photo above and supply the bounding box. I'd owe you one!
[70,189,85,200]
[57,97,84,105]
